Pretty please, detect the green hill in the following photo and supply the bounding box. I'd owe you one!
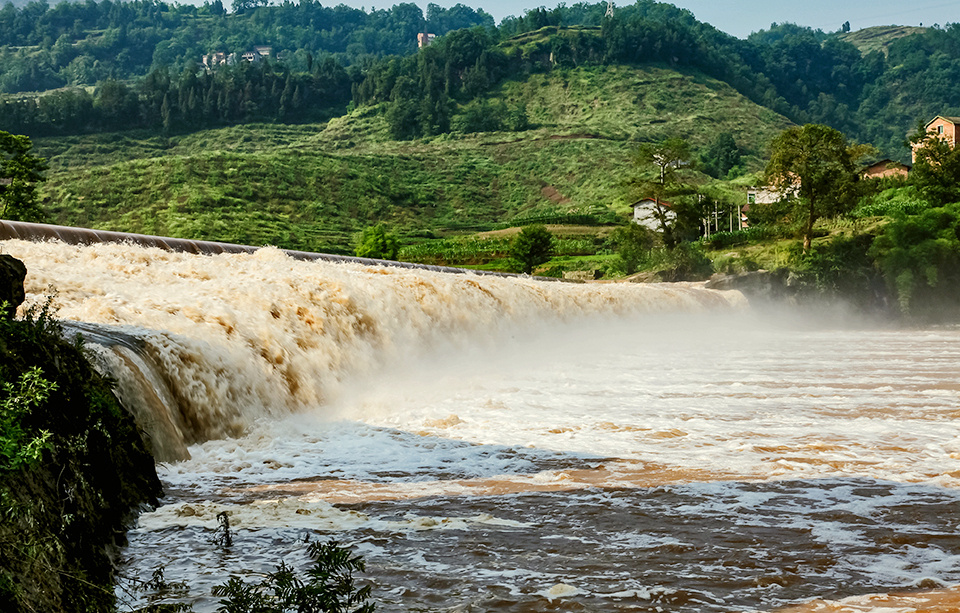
[35,63,791,255]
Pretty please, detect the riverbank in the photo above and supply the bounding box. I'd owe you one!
[0,254,162,613]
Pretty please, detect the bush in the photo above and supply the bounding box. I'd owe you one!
[869,203,960,317]
[656,242,714,281]
[354,224,399,260]
[494,212,614,229]
[610,223,656,275]
[0,367,55,472]
[509,224,554,274]
[851,186,928,218]
[700,226,771,249]
[794,233,882,303]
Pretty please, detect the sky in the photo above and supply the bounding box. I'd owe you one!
[360,0,959,39]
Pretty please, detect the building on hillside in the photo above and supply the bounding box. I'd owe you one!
[241,46,273,62]
[746,187,784,206]
[744,182,799,229]
[202,51,230,69]
[418,32,437,48]
[861,159,910,180]
[912,116,960,162]
[203,46,272,69]
[631,198,675,231]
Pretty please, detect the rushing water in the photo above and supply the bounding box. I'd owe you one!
[7,239,960,612]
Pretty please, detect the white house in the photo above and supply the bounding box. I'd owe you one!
[746,187,784,206]
[631,198,675,231]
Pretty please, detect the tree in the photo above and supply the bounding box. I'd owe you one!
[231,0,268,14]
[763,124,872,252]
[627,138,697,249]
[908,124,960,207]
[0,131,47,222]
[700,132,741,179]
[354,224,399,260]
[510,225,554,274]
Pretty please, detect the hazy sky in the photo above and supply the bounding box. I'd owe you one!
[360,0,957,38]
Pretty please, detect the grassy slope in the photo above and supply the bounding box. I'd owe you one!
[35,63,793,255]
[838,25,927,56]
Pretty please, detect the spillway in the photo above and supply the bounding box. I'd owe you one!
[6,235,960,613]
[4,237,742,461]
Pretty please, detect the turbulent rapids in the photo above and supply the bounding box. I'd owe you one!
[5,235,960,613]
[5,237,741,461]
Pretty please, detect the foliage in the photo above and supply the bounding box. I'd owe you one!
[0,291,162,613]
[639,243,714,282]
[700,226,773,249]
[398,237,510,266]
[908,124,960,207]
[869,203,960,316]
[699,132,742,179]
[354,224,399,260]
[610,223,656,275]
[851,185,928,218]
[2,60,353,137]
[494,212,616,229]
[0,0,492,96]
[0,367,54,472]
[0,131,47,221]
[212,540,374,613]
[509,224,554,274]
[763,124,873,251]
[626,137,697,249]
[1,0,960,163]
[792,233,882,303]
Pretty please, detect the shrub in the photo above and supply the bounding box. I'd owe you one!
[700,226,772,249]
[851,186,928,218]
[610,223,656,275]
[509,224,554,274]
[869,203,960,316]
[212,540,374,613]
[656,242,714,281]
[0,367,55,472]
[354,224,399,260]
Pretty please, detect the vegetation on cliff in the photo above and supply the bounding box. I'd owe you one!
[0,261,162,613]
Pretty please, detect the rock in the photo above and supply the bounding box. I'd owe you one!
[0,254,26,318]
[562,270,594,282]
[705,269,808,301]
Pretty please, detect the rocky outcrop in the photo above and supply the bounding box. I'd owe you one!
[705,269,796,299]
[0,254,26,318]
[706,268,894,316]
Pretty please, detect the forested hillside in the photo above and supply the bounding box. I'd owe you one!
[32,62,788,254]
[0,0,491,92]
[1,0,959,160]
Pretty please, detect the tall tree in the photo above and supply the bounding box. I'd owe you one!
[0,131,46,222]
[700,132,741,179]
[763,124,872,252]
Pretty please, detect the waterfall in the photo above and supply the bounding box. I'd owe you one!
[3,238,745,461]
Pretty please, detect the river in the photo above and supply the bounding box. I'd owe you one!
[8,239,960,612]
